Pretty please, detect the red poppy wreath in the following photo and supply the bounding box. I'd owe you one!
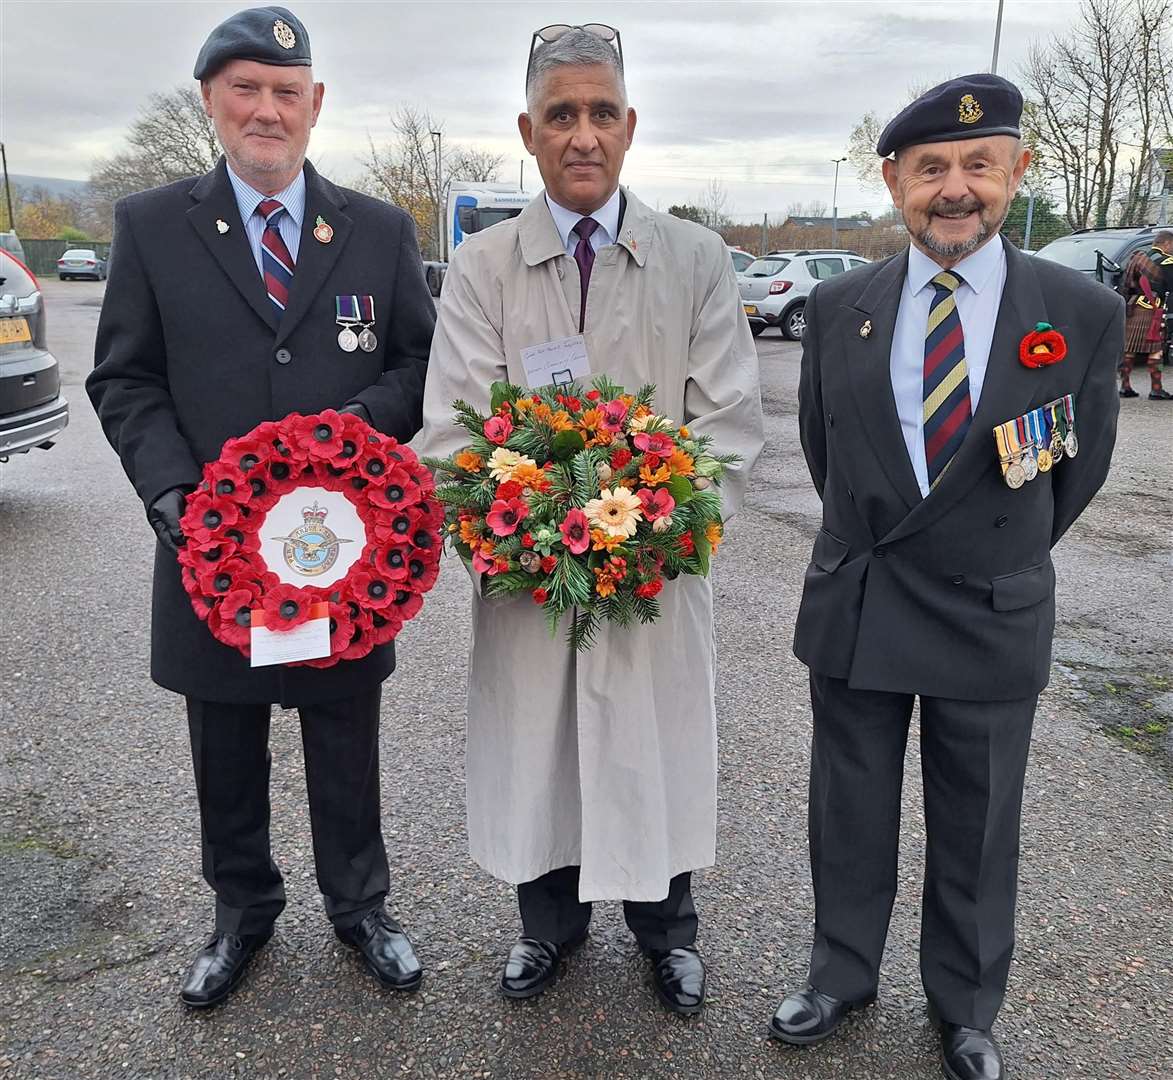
[177,411,442,668]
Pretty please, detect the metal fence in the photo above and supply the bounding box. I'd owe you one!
[19,238,112,277]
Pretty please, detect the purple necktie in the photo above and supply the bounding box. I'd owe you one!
[572,217,599,330]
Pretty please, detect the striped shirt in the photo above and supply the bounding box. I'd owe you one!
[226,164,305,278]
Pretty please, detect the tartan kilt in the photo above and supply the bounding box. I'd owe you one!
[1124,301,1162,353]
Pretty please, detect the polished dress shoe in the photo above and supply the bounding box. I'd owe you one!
[1149,388,1173,400]
[179,928,272,1008]
[335,907,423,991]
[768,983,875,1044]
[1119,387,1139,398]
[647,945,706,1015]
[500,931,586,999]
[929,1005,1004,1080]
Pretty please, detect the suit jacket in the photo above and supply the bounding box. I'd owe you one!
[87,159,435,705]
[793,238,1122,701]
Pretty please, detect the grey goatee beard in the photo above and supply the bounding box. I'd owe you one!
[915,198,1008,260]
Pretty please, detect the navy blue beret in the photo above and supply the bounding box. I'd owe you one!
[876,74,1023,158]
[193,6,312,80]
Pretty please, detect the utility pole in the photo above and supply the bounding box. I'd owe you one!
[429,130,443,261]
[990,0,1005,74]
[831,156,847,248]
[1023,190,1036,250]
[0,143,14,233]
[761,213,768,256]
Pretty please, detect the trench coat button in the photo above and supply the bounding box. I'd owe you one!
[275,347,292,365]
[557,263,565,279]
[848,488,855,501]
[951,574,966,585]
[873,546,887,559]
[995,515,1008,528]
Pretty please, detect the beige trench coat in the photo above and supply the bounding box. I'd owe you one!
[415,189,764,901]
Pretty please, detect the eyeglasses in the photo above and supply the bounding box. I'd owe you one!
[526,23,624,92]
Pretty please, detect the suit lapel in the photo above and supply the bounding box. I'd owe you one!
[883,239,1049,543]
[187,159,278,332]
[275,162,352,346]
[844,251,923,511]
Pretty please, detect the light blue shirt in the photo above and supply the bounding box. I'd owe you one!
[890,237,1008,497]
[226,164,306,277]
[545,188,621,258]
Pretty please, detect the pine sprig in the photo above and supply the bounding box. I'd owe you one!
[549,552,594,609]
[568,608,601,651]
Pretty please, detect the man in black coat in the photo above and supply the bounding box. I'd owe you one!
[768,76,1121,1080]
[87,6,434,1007]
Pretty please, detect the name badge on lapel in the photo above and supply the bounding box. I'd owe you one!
[335,295,377,353]
[993,394,1077,489]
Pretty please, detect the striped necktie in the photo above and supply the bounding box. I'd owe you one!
[256,198,295,315]
[923,270,971,488]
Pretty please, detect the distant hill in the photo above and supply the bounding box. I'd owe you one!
[9,174,90,198]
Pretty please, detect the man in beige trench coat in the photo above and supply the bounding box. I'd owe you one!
[417,24,763,1014]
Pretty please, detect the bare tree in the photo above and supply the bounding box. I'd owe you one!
[358,105,504,258]
[698,178,732,231]
[847,83,933,191]
[785,200,830,219]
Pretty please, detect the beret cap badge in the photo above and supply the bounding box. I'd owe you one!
[273,19,296,49]
[958,94,984,125]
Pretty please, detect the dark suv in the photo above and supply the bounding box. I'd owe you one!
[0,250,68,460]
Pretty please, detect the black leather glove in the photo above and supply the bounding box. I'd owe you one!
[146,487,189,553]
[339,401,372,424]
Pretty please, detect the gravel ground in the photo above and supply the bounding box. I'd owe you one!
[1,279,1170,1079]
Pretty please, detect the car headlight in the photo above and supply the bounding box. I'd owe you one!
[15,291,41,314]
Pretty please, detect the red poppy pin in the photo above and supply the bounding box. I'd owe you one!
[1019,322,1067,368]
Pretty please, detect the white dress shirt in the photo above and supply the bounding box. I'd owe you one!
[545,187,622,257]
[226,164,306,277]
[890,237,1008,497]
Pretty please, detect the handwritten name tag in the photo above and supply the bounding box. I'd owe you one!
[519,334,593,389]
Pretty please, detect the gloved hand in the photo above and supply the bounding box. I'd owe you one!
[146,487,189,553]
[339,401,372,424]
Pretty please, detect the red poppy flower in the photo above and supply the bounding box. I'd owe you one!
[290,412,347,460]
[261,583,311,630]
[212,584,262,648]
[339,609,376,662]
[633,432,675,456]
[601,400,629,432]
[532,587,550,604]
[405,553,440,591]
[390,587,424,621]
[204,460,252,505]
[486,497,529,537]
[346,568,396,610]
[373,506,423,546]
[377,544,413,582]
[643,452,663,470]
[610,448,633,469]
[370,607,405,646]
[559,508,591,554]
[195,555,256,598]
[367,466,421,510]
[1019,322,1067,368]
[635,578,664,600]
[183,491,241,545]
[484,415,514,445]
[637,487,676,521]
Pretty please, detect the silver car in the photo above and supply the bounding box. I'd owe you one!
[57,248,107,281]
[739,249,870,339]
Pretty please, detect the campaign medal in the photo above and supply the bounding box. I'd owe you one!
[1034,407,1053,472]
[357,295,378,352]
[1016,415,1038,482]
[1046,402,1065,464]
[313,215,333,244]
[335,295,360,352]
[1062,394,1079,457]
[994,420,1025,489]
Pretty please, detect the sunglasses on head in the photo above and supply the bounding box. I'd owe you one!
[526,23,624,91]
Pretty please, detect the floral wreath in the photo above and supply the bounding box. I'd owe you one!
[177,410,442,668]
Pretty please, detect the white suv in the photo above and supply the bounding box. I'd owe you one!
[738,249,870,339]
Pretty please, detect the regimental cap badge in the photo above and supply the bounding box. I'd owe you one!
[958,94,984,125]
[273,19,297,50]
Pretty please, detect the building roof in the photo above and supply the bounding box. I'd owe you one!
[784,216,873,230]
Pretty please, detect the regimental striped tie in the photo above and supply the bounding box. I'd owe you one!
[256,198,295,315]
[922,270,971,489]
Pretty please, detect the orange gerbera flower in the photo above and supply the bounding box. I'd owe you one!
[592,567,617,598]
[639,462,672,485]
[591,529,627,553]
[512,462,552,492]
[549,409,575,432]
[514,398,532,412]
[459,519,483,546]
[454,450,484,473]
[531,402,553,423]
[667,450,695,477]
[577,407,615,446]
[705,521,724,553]
[678,426,690,438]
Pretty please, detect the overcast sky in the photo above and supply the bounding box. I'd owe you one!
[2,0,1075,219]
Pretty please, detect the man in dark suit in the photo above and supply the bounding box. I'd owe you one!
[87,6,434,1007]
[768,76,1121,1080]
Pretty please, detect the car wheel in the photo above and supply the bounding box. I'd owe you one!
[782,302,807,341]
[58,274,67,280]
[749,323,765,338]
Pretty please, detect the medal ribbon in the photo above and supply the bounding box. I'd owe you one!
[358,295,376,323]
[335,295,360,323]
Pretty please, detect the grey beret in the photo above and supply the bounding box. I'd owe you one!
[876,74,1023,158]
[193,6,311,81]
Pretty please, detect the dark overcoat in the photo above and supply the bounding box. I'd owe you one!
[794,239,1122,702]
[88,158,435,705]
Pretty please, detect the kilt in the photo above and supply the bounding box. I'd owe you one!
[1124,300,1162,354]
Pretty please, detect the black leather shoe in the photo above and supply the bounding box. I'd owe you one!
[335,907,423,991]
[928,1006,1004,1080]
[647,945,706,1015]
[500,931,586,999]
[1120,387,1139,397]
[1149,388,1173,400]
[179,928,272,1008]
[768,983,875,1044]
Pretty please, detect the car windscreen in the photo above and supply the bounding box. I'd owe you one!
[0,251,37,296]
[744,258,790,277]
[62,249,95,259]
[1034,235,1119,272]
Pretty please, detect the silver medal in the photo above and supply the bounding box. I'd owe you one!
[1064,431,1079,458]
[338,327,359,353]
[1022,452,1039,482]
[358,327,378,353]
[1005,461,1026,490]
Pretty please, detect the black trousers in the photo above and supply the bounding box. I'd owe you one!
[518,865,698,951]
[186,688,389,935]
[807,673,1036,1030]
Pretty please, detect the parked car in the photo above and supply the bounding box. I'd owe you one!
[738,249,871,339]
[727,246,755,274]
[0,231,26,265]
[0,250,68,460]
[57,248,106,281]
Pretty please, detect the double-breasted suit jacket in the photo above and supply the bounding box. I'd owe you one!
[88,159,435,706]
[794,238,1122,700]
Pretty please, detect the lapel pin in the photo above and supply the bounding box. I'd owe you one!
[626,229,637,251]
[314,215,334,244]
[215,219,230,235]
[859,319,872,338]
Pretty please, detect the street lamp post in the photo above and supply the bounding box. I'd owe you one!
[429,130,444,262]
[831,156,847,248]
[991,0,1005,74]
[0,143,14,233]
